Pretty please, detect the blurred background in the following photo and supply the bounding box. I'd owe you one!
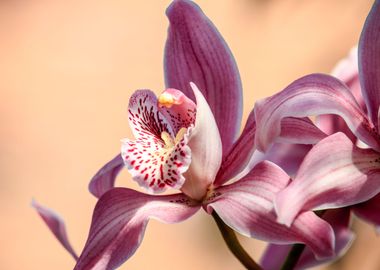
[0,0,379,269]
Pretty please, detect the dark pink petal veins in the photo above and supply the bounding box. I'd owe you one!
[275,132,380,226]
[32,201,78,260]
[123,90,191,193]
[254,73,380,152]
[165,0,243,155]
[73,188,200,270]
[359,0,380,127]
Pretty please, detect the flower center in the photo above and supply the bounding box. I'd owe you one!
[158,92,180,108]
[160,127,188,149]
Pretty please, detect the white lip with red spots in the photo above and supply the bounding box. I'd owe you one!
[121,89,195,193]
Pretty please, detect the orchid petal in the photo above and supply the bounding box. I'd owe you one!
[260,209,354,270]
[89,154,124,198]
[205,161,335,259]
[278,117,327,145]
[353,193,380,228]
[254,74,380,152]
[122,90,192,193]
[165,0,243,154]
[215,109,256,187]
[33,201,78,260]
[275,132,380,226]
[74,188,199,270]
[181,83,222,200]
[359,0,380,127]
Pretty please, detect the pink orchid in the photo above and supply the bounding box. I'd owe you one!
[253,0,380,229]
[35,1,336,269]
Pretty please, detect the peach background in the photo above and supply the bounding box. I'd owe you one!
[1,0,379,269]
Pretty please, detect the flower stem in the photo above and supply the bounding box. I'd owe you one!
[212,211,262,270]
[280,210,326,270]
[280,243,306,270]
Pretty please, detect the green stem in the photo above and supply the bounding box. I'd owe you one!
[212,211,262,270]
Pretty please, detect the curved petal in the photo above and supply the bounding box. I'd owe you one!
[359,0,380,127]
[260,209,354,270]
[122,90,192,193]
[275,132,380,226]
[317,47,364,143]
[353,193,380,228]
[89,154,124,198]
[181,83,222,200]
[205,161,335,259]
[74,188,200,270]
[278,117,327,144]
[32,201,78,260]
[254,73,380,152]
[165,0,243,154]
[215,109,256,187]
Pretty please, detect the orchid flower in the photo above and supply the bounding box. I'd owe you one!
[35,1,336,269]
[253,0,380,229]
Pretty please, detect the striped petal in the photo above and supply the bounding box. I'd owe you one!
[204,161,334,259]
[165,0,243,155]
[89,154,124,198]
[122,90,192,193]
[74,188,200,270]
[33,201,78,260]
[254,74,380,152]
[275,132,380,227]
[260,209,354,270]
[359,0,380,127]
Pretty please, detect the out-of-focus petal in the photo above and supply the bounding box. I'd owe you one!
[181,83,222,200]
[89,154,124,198]
[254,74,379,152]
[32,201,78,260]
[353,193,380,228]
[359,0,380,127]
[275,132,380,226]
[122,90,191,193]
[215,109,256,187]
[74,188,199,270]
[165,0,243,154]
[260,209,354,270]
[205,161,335,259]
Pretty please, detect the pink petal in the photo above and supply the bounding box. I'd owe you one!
[122,90,192,193]
[316,47,364,143]
[275,132,380,227]
[74,188,200,270]
[278,117,327,145]
[165,0,243,155]
[359,0,380,127]
[181,83,222,200]
[215,109,256,187]
[260,210,354,270]
[89,154,124,198]
[353,193,380,228]
[205,161,335,259]
[158,88,196,133]
[254,74,379,152]
[32,200,78,260]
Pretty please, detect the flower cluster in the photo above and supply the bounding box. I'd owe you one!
[34,0,380,269]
